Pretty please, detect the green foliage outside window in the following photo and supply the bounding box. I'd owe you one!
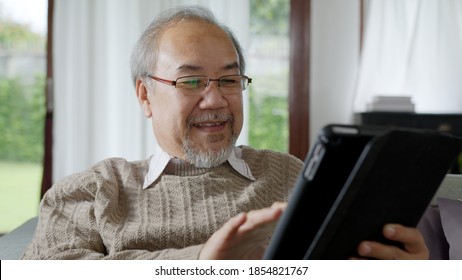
[249,0,289,153]
[0,75,45,162]
[0,15,46,163]
[0,21,43,44]
[248,86,288,153]
[250,0,289,35]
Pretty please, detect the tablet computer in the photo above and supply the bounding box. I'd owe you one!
[263,124,462,260]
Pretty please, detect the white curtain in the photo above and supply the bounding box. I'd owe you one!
[354,0,462,113]
[53,0,250,182]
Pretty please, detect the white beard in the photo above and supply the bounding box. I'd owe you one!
[183,111,237,168]
[183,138,236,168]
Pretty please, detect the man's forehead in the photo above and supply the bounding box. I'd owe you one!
[157,20,239,73]
[164,19,225,37]
[159,21,233,49]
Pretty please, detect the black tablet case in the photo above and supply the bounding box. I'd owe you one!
[263,124,462,260]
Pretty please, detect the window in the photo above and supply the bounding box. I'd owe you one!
[0,0,47,234]
[248,0,290,152]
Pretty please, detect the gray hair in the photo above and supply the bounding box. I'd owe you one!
[129,6,246,87]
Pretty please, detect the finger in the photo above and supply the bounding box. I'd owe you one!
[271,202,287,211]
[199,213,248,259]
[247,206,283,222]
[240,207,283,232]
[356,240,402,259]
[218,213,247,241]
[356,225,429,260]
[382,224,428,256]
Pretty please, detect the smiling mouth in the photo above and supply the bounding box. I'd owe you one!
[192,121,226,128]
[188,111,233,130]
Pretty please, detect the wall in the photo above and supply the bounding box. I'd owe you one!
[310,0,360,145]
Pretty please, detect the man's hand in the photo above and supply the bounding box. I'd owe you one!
[199,202,286,260]
[354,224,429,260]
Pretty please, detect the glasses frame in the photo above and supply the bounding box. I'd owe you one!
[146,74,252,93]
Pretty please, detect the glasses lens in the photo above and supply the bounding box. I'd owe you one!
[176,76,207,90]
[219,75,249,93]
[174,75,251,94]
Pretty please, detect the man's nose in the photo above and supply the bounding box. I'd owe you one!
[198,80,228,110]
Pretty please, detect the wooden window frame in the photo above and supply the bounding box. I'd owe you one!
[289,0,311,160]
[41,0,54,198]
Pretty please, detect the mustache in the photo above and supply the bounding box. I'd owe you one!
[188,111,233,127]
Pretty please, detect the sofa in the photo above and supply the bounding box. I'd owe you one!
[1,175,461,260]
[0,217,38,259]
[418,174,462,259]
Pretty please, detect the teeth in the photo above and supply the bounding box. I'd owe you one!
[193,122,224,127]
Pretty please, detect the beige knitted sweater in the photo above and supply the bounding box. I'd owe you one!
[22,146,303,260]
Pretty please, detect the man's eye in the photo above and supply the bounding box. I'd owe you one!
[220,78,239,87]
[178,78,204,89]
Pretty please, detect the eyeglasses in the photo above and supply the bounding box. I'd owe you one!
[147,74,252,95]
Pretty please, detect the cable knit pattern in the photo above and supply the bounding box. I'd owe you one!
[22,146,303,259]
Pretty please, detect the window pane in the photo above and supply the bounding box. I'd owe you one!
[248,0,290,152]
[0,0,47,234]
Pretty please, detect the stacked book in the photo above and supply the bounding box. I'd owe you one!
[367,96,415,112]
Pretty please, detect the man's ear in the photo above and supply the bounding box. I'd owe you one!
[135,79,152,118]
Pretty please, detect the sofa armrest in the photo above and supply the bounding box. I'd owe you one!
[419,174,462,259]
[0,217,38,260]
[430,174,462,205]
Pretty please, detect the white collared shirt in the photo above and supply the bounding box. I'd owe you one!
[143,145,256,189]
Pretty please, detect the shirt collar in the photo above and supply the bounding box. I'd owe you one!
[143,144,256,189]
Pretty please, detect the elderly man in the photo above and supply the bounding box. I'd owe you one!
[22,6,428,260]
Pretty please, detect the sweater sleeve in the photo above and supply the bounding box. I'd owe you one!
[21,172,203,260]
